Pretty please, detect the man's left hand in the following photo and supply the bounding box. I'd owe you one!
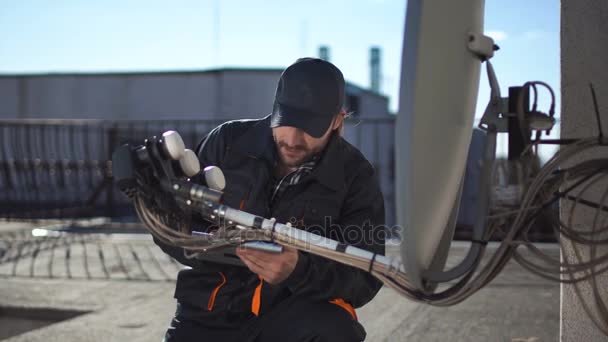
[236,246,299,285]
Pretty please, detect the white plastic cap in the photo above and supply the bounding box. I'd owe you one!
[162,131,185,160]
[203,166,226,191]
[179,149,201,177]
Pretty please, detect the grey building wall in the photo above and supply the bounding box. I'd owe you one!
[0,69,393,121]
[561,0,608,340]
[0,68,395,224]
[344,118,396,226]
[359,91,390,118]
[0,69,390,121]
[344,83,391,118]
[124,74,219,119]
[217,70,283,118]
[0,77,20,116]
[0,73,220,120]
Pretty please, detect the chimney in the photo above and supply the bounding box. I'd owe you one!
[319,45,330,61]
[370,46,381,93]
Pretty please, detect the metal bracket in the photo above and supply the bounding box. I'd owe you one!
[468,32,496,60]
[478,60,510,132]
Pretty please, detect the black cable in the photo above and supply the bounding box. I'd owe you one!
[558,218,608,245]
[471,239,488,246]
[520,166,604,232]
[515,234,608,272]
[531,83,538,113]
[511,161,608,278]
[513,251,608,283]
[561,177,608,243]
[270,221,278,243]
[368,253,377,273]
[535,138,582,145]
[590,82,604,140]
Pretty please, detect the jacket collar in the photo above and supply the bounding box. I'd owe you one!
[231,114,344,191]
[231,115,276,163]
[309,133,344,191]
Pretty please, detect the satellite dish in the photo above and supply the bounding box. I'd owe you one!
[396,0,485,291]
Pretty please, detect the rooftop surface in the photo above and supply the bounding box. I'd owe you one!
[0,220,559,341]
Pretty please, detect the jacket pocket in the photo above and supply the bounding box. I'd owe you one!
[207,272,227,311]
[174,268,227,311]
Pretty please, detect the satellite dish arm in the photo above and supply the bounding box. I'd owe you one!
[423,39,500,283]
[424,125,497,282]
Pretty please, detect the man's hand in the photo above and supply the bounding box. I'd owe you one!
[236,245,299,285]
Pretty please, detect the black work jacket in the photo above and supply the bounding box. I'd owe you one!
[154,115,385,327]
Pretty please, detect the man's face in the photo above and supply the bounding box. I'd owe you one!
[272,116,340,168]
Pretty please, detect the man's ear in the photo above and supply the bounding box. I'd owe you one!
[332,110,346,130]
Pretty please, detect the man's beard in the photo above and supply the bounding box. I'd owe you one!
[275,140,312,167]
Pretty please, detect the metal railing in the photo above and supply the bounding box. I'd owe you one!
[0,116,556,246]
[0,119,225,218]
[0,117,396,221]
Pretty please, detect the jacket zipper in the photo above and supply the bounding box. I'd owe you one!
[207,272,227,311]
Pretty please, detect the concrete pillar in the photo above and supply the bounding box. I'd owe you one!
[560,0,608,340]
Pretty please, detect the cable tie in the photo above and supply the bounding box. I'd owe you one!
[253,216,264,230]
[270,221,277,243]
[368,253,377,273]
[471,239,488,246]
[336,243,348,253]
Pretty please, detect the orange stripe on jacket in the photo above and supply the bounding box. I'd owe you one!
[207,272,226,311]
[329,298,357,320]
[251,276,264,316]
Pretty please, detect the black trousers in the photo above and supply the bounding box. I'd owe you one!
[163,298,366,342]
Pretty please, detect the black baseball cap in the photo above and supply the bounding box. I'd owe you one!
[270,58,345,138]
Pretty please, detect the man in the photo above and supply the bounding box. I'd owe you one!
[156,57,385,341]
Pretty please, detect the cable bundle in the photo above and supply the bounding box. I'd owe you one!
[118,116,608,331]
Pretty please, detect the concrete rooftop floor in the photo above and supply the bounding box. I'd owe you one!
[0,220,559,341]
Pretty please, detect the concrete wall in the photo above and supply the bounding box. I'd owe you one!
[0,74,221,120]
[0,70,389,121]
[0,77,20,116]
[218,70,282,119]
[124,74,219,119]
[560,0,608,340]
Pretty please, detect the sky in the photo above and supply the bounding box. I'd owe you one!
[0,0,560,155]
